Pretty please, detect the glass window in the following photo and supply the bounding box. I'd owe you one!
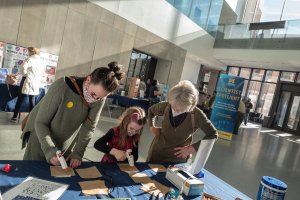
[285,20,300,38]
[274,92,292,127]
[247,81,262,111]
[167,0,193,16]
[203,83,208,93]
[287,96,300,130]
[239,68,251,79]
[256,83,277,117]
[257,0,285,22]
[265,70,279,82]
[228,67,239,76]
[242,0,258,23]
[280,72,296,82]
[282,0,300,20]
[241,80,249,99]
[251,69,265,81]
[203,72,211,82]
[297,73,300,83]
[206,0,223,33]
[189,0,210,27]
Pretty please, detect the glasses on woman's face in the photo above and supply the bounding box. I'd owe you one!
[89,84,110,100]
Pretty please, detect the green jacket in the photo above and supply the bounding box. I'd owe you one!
[22,77,105,162]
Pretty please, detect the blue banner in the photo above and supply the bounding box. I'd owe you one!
[210,74,244,140]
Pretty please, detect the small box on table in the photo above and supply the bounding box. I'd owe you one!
[166,166,204,196]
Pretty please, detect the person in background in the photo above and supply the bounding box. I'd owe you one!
[244,98,253,125]
[197,91,206,109]
[202,94,211,117]
[207,91,216,119]
[148,79,161,103]
[21,61,124,168]
[147,80,218,163]
[94,107,146,163]
[11,47,44,122]
[233,100,245,134]
[145,78,151,98]
[137,75,147,98]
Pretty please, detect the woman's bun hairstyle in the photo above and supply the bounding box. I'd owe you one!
[90,61,125,92]
[107,61,125,81]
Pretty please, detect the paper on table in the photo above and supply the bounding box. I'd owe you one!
[50,166,75,177]
[130,172,152,183]
[2,176,69,200]
[79,180,109,196]
[140,180,169,196]
[76,166,102,179]
[117,163,139,174]
[148,164,167,172]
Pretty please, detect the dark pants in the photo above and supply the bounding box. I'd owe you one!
[244,113,250,125]
[12,77,36,118]
[233,112,244,134]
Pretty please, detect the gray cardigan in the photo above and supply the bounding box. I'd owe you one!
[22,77,105,162]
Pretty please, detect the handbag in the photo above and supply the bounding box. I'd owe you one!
[21,114,29,131]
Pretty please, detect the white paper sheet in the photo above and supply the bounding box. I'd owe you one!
[2,176,69,200]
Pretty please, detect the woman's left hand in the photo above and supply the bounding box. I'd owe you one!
[67,158,82,168]
[174,145,196,159]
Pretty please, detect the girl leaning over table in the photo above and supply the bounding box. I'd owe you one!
[94,107,147,163]
[21,61,124,168]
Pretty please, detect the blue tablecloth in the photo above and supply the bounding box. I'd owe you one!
[109,95,150,111]
[0,84,45,112]
[0,161,251,200]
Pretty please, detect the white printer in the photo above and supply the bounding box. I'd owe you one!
[166,166,204,196]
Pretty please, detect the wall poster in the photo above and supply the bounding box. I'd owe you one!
[3,43,29,74]
[40,52,59,86]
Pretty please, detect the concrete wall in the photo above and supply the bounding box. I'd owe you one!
[207,70,219,95]
[219,1,237,25]
[154,59,172,85]
[0,0,186,87]
[90,0,225,70]
[181,57,201,85]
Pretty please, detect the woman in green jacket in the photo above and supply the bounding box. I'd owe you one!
[22,62,124,168]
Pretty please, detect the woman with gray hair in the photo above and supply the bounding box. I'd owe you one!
[147,80,218,163]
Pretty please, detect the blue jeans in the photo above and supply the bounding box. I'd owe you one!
[244,113,249,125]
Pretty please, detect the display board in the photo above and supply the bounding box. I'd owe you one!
[0,42,59,87]
[0,41,4,68]
[210,74,244,140]
[40,52,59,85]
[3,43,28,74]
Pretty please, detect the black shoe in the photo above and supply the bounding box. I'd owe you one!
[10,118,18,123]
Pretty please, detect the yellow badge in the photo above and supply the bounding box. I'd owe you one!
[67,101,73,108]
